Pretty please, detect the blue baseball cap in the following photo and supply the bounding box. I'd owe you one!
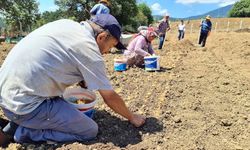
[90,14,126,50]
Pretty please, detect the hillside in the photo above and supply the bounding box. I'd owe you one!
[153,15,180,21]
[187,4,234,19]
[153,4,234,21]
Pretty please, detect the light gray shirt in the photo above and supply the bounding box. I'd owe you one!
[0,19,112,115]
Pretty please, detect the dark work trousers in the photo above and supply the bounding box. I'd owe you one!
[198,32,208,47]
[178,30,185,40]
[158,34,166,49]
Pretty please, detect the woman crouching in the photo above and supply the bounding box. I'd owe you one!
[123,27,158,68]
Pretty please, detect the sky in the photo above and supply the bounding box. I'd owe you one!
[38,0,58,13]
[38,0,239,18]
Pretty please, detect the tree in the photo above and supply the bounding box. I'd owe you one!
[0,0,39,34]
[123,10,147,33]
[34,10,65,29]
[55,0,96,22]
[137,3,153,25]
[54,0,138,30]
[109,0,138,26]
[0,0,12,11]
[229,0,250,17]
[121,2,154,32]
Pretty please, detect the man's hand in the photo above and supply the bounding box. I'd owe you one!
[129,114,146,127]
[99,90,146,127]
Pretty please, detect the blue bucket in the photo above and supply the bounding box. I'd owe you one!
[114,59,127,71]
[144,56,160,71]
[84,109,95,118]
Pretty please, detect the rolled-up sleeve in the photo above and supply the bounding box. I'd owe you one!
[77,60,113,90]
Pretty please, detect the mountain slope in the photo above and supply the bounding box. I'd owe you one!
[187,4,234,19]
[153,15,181,21]
[153,4,234,21]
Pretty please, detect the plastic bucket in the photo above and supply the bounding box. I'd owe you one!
[114,59,127,71]
[144,56,160,71]
[63,87,97,118]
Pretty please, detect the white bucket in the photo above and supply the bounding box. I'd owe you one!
[63,87,97,113]
[144,56,160,71]
[114,58,127,71]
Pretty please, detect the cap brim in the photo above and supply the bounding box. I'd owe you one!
[115,42,126,50]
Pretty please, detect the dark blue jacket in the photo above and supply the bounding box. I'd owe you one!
[201,20,212,33]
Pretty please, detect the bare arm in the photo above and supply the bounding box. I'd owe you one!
[99,89,146,127]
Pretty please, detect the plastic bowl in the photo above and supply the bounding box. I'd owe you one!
[63,87,97,112]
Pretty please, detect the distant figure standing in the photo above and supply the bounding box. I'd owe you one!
[90,0,110,16]
[178,20,185,40]
[198,15,212,47]
[157,13,170,50]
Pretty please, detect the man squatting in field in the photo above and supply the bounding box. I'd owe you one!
[0,14,145,146]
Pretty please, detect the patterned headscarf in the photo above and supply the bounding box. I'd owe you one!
[139,27,158,42]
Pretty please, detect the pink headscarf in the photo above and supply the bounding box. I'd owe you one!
[139,27,158,42]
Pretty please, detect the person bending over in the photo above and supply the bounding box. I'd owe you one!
[0,14,145,146]
[123,27,158,68]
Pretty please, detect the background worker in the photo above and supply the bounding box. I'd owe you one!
[198,15,212,47]
[90,0,110,16]
[157,13,171,50]
[123,27,158,68]
[0,14,145,146]
[178,20,185,40]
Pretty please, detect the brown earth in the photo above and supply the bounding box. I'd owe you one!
[0,30,250,150]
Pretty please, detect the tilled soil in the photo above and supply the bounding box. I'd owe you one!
[0,32,250,150]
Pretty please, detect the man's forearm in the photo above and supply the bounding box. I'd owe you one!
[99,90,133,120]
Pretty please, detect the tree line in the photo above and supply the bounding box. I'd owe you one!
[229,0,250,17]
[0,0,153,35]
